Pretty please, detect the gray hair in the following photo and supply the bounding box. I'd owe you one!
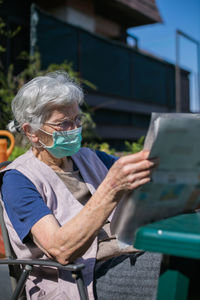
[8,71,84,133]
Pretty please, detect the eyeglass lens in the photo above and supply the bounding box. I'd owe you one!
[61,115,83,130]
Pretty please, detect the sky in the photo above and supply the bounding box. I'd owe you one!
[127,0,200,112]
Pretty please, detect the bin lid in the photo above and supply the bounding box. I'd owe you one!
[134,213,200,259]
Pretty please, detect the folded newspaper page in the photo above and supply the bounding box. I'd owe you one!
[110,113,200,248]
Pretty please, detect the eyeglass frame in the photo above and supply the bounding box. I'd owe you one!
[43,113,85,131]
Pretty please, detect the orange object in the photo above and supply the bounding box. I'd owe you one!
[0,130,15,163]
[0,228,5,258]
[0,130,15,257]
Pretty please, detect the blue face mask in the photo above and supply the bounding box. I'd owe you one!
[39,127,82,158]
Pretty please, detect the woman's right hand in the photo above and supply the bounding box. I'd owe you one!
[104,150,158,198]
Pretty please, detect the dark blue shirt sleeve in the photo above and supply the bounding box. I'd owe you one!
[1,169,52,243]
[95,150,119,170]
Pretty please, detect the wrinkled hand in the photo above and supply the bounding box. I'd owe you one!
[105,150,159,195]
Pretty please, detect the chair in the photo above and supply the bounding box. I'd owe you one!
[0,161,88,300]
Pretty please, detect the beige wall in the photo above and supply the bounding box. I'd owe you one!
[39,0,122,39]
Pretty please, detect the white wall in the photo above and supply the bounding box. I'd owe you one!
[48,6,95,32]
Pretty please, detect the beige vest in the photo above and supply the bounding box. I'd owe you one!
[0,147,109,300]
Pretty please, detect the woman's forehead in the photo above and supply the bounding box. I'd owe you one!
[46,103,80,121]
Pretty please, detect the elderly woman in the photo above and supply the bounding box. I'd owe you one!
[0,71,161,300]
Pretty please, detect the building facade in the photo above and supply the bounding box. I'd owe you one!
[0,0,190,149]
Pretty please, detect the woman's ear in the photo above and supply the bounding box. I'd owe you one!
[22,123,39,144]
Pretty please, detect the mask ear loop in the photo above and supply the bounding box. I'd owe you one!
[37,128,54,148]
[37,140,47,148]
[39,128,53,136]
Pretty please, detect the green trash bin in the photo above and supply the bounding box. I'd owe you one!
[134,213,200,300]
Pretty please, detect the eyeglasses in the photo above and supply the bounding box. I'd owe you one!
[43,114,86,131]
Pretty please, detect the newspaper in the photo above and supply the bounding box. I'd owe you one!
[110,113,200,248]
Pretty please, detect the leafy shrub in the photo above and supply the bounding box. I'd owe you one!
[0,52,95,125]
[124,136,145,154]
[84,137,145,156]
[85,142,116,155]
[8,145,29,161]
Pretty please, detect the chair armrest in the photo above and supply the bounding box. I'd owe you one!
[0,258,85,272]
[0,258,88,300]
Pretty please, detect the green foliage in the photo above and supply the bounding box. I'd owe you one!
[0,13,20,53]
[8,145,29,161]
[124,136,145,154]
[84,141,116,155]
[0,64,16,127]
[0,3,21,126]
[0,52,97,140]
[85,137,145,156]
[82,112,97,141]
[96,143,116,155]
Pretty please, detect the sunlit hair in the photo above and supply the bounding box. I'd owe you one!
[8,71,84,133]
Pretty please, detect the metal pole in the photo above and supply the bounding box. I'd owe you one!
[72,270,88,300]
[126,33,139,50]
[175,29,200,112]
[175,30,181,112]
[30,4,39,57]
[197,43,200,111]
[11,265,33,300]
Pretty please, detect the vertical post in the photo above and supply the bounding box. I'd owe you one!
[175,30,181,112]
[11,265,33,300]
[126,32,139,50]
[197,43,200,111]
[72,270,88,300]
[175,29,200,112]
[30,4,39,57]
